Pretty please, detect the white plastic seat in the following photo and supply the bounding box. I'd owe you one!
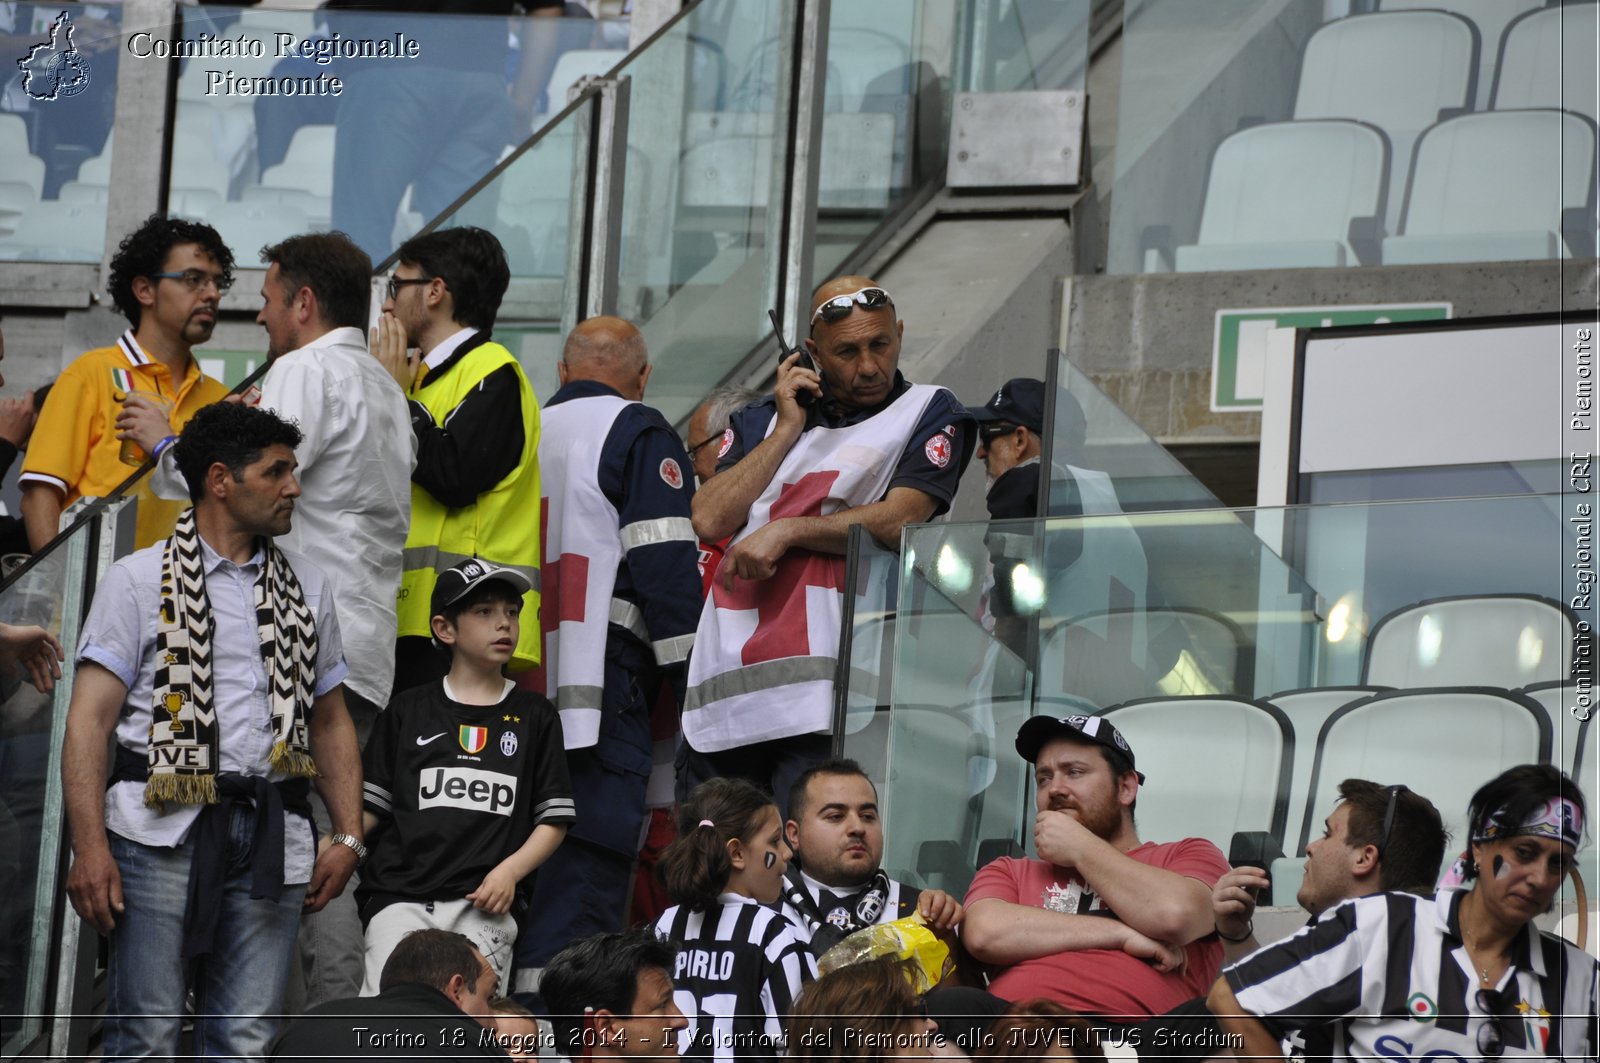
[1170,120,1388,272]
[1384,109,1597,264]
[1266,686,1391,863]
[1363,594,1575,688]
[1295,11,1477,233]
[205,203,310,261]
[0,115,45,197]
[258,124,336,198]
[1378,0,1542,109]
[1101,697,1292,856]
[1298,688,1550,863]
[1492,3,1599,126]
[677,112,895,210]
[56,181,109,205]
[169,187,225,222]
[0,201,105,261]
[1519,682,1595,833]
[1040,607,1248,708]
[77,136,113,185]
[170,111,238,194]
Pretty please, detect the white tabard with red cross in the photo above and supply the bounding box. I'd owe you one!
[682,384,945,752]
[531,394,632,749]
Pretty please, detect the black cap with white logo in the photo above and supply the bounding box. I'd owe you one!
[430,557,534,617]
[1015,713,1145,783]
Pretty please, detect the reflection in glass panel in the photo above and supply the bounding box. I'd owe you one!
[1047,352,1220,514]
[0,4,122,263]
[614,0,789,425]
[867,495,1591,898]
[0,515,98,1054]
[159,6,618,265]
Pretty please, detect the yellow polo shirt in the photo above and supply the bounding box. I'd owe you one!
[21,331,229,548]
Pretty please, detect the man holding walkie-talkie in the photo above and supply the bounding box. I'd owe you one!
[681,275,975,809]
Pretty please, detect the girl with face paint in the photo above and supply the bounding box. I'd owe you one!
[654,779,816,1062]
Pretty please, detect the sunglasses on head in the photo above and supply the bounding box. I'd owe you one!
[809,286,894,327]
[1376,784,1409,862]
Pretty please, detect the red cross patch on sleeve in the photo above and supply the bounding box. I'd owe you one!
[924,433,952,468]
[660,458,684,489]
[717,427,735,458]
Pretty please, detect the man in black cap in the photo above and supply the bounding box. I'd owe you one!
[961,714,1229,1024]
[970,377,1048,520]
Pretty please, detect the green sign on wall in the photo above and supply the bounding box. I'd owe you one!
[1211,303,1452,411]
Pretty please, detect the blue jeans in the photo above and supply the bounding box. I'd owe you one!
[104,805,306,1061]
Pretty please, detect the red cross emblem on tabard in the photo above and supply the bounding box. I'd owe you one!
[527,499,590,696]
[712,471,848,666]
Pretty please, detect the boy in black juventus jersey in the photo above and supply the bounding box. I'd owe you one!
[358,559,576,995]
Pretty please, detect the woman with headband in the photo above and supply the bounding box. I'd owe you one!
[1206,764,1597,1061]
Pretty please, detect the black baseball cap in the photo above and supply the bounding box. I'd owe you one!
[970,377,1046,435]
[1015,713,1145,783]
[430,557,534,617]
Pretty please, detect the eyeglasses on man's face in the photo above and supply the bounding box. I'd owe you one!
[386,274,434,300]
[151,269,232,294]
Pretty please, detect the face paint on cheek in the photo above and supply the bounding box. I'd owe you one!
[764,851,777,870]
[1493,855,1508,879]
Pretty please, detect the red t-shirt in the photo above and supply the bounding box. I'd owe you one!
[964,840,1230,1020]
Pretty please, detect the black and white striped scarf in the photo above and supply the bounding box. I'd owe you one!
[146,507,318,807]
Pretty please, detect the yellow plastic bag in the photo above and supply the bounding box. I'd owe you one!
[816,914,952,987]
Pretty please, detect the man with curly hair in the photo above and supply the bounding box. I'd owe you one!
[21,214,233,550]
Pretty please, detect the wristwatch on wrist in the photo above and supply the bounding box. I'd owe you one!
[329,832,368,866]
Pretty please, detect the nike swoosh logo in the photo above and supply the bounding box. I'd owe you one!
[417,732,448,746]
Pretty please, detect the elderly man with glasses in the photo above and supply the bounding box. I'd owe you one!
[683,275,975,810]
[22,214,233,550]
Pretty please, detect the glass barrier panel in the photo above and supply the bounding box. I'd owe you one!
[810,0,964,280]
[1109,0,1598,275]
[0,4,123,263]
[613,0,791,426]
[0,511,104,1053]
[834,527,906,786]
[969,0,1091,93]
[884,495,1594,904]
[1047,350,1221,514]
[161,5,621,265]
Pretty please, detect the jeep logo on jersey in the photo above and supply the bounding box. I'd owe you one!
[418,766,518,816]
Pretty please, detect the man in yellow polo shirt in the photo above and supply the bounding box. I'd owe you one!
[21,215,232,551]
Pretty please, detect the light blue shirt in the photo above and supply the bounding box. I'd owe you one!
[78,534,348,882]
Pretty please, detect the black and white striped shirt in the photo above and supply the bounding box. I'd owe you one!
[655,894,817,1063]
[1225,889,1598,1061]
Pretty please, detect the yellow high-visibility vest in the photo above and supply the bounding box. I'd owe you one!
[397,339,542,670]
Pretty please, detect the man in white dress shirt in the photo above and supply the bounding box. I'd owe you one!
[125,231,414,1005]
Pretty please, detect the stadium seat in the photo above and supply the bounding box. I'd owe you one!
[76,136,112,185]
[1294,11,1477,234]
[1384,109,1597,264]
[0,201,105,261]
[1167,120,1389,272]
[1100,696,1293,856]
[1266,686,1391,862]
[258,124,336,199]
[205,203,310,262]
[0,181,37,237]
[1492,3,1599,126]
[169,187,224,222]
[1520,682,1595,834]
[170,109,240,195]
[0,115,46,197]
[1297,687,1551,865]
[1040,606,1250,706]
[678,112,896,210]
[1377,0,1542,109]
[1363,594,1577,688]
